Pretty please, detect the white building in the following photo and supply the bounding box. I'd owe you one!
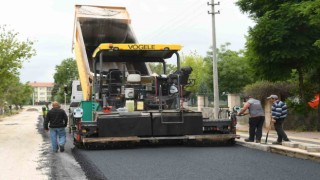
[29,82,54,105]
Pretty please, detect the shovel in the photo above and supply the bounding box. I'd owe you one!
[262,116,273,144]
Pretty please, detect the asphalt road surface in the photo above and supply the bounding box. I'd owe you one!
[3,106,319,180]
[74,144,320,180]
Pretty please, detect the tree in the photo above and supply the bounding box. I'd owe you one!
[0,25,36,110]
[52,58,79,103]
[205,43,254,95]
[236,0,298,18]
[180,51,208,95]
[0,73,17,109]
[296,0,320,131]
[299,0,320,131]
[243,80,295,105]
[236,0,320,102]
[298,0,320,48]
[5,77,33,108]
[237,0,320,131]
[148,63,177,75]
[0,25,36,76]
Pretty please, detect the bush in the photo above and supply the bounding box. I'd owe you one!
[243,80,295,104]
[284,111,318,131]
[242,81,319,131]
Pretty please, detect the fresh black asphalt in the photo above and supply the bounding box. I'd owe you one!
[73,144,320,180]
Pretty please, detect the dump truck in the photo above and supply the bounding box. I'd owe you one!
[71,5,239,149]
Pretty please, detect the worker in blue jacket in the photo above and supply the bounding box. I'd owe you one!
[267,94,290,145]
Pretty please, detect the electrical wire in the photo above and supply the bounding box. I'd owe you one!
[143,0,206,42]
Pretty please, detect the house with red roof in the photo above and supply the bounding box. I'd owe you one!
[29,82,54,105]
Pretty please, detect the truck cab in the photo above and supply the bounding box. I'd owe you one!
[68,80,83,132]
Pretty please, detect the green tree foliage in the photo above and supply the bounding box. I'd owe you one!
[236,0,320,101]
[0,82,32,110]
[5,77,33,108]
[298,0,320,98]
[205,43,254,95]
[52,58,78,103]
[180,51,208,95]
[0,25,36,76]
[0,25,36,110]
[243,80,296,105]
[297,0,320,131]
[298,0,320,48]
[148,63,177,75]
[236,0,298,18]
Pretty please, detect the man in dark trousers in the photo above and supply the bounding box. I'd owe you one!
[237,96,265,143]
[44,101,68,152]
[267,94,290,145]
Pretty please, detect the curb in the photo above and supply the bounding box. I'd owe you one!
[236,140,270,152]
[269,146,320,162]
[236,140,320,163]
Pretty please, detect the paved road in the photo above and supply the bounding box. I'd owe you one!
[5,106,318,179]
[75,144,320,180]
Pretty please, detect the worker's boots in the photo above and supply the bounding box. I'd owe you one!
[60,145,65,152]
[244,138,254,142]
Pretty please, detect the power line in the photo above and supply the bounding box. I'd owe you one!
[144,1,205,42]
[148,3,205,42]
[145,0,200,37]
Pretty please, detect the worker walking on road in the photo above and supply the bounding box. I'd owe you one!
[267,95,290,145]
[42,106,48,119]
[237,96,265,143]
[42,103,50,120]
[44,101,68,153]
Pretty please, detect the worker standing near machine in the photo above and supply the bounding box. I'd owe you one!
[237,96,265,143]
[267,94,290,145]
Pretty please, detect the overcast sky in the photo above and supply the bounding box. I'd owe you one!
[0,0,254,83]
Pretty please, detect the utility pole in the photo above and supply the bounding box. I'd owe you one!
[208,0,220,119]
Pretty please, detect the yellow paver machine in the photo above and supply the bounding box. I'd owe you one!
[72,5,239,149]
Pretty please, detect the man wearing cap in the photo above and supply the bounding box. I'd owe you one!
[267,95,290,145]
[44,101,68,152]
[237,96,265,143]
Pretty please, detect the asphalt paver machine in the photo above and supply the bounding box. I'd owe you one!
[72,5,238,149]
